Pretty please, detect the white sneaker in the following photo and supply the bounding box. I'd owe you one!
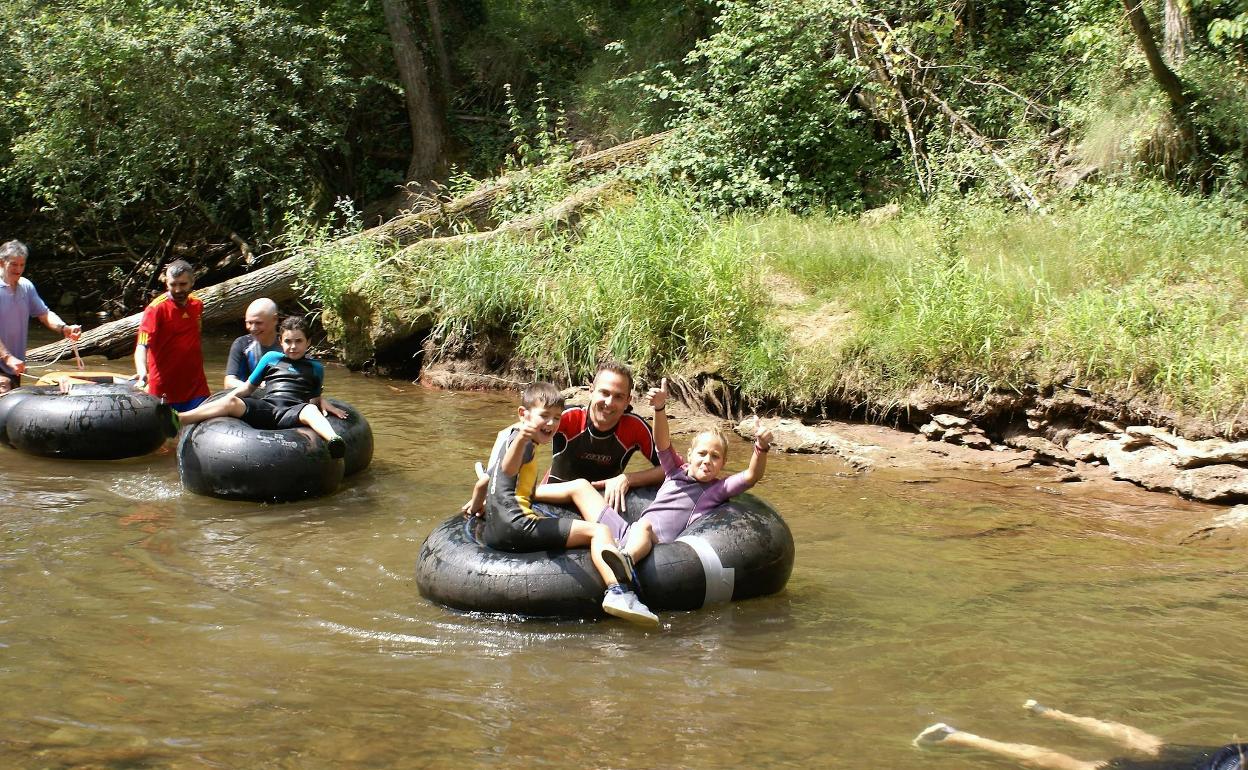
[602,589,659,627]
[913,723,956,747]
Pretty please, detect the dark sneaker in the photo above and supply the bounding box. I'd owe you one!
[327,436,346,459]
[601,547,637,589]
[602,589,659,627]
[163,405,181,437]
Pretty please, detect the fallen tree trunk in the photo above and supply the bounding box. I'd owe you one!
[349,130,670,248]
[27,132,670,366]
[393,176,624,256]
[26,256,308,364]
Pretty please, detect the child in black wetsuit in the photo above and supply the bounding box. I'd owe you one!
[914,699,1244,770]
[176,315,349,458]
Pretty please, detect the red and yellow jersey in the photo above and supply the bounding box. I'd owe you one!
[138,293,209,404]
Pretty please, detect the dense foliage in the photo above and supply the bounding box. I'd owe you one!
[3,0,1245,252]
[656,0,1248,210]
[0,0,393,244]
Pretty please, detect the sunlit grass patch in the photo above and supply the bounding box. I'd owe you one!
[379,186,771,385]
[749,184,1248,425]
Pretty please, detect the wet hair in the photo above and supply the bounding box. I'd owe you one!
[522,381,566,411]
[279,315,311,338]
[165,259,194,280]
[689,428,730,460]
[594,360,633,391]
[0,240,29,263]
[1209,745,1245,770]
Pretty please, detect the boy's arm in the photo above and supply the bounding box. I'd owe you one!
[242,351,278,393]
[227,381,257,399]
[461,463,489,517]
[498,424,536,476]
[646,377,671,453]
[308,360,346,418]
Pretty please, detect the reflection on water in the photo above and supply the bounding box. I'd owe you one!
[1,337,1245,768]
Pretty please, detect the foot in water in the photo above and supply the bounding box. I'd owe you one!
[1023,699,1049,715]
[913,723,956,747]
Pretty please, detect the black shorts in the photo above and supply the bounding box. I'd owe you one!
[481,508,574,552]
[240,397,308,430]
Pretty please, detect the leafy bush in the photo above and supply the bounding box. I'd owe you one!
[0,0,370,239]
[659,0,887,211]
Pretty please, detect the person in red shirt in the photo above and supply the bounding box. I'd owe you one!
[133,260,210,412]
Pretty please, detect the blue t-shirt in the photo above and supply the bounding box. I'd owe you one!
[0,278,50,376]
[245,350,324,406]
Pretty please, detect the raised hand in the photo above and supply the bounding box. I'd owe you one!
[646,377,669,411]
[755,419,774,451]
[517,422,543,445]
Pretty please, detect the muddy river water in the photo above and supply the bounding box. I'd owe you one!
[1,340,1244,769]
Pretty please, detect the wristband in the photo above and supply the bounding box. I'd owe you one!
[754,441,770,453]
[653,405,665,411]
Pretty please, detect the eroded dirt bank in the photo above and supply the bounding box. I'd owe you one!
[419,356,1248,516]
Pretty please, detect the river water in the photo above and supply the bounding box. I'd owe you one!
[1,338,1244,769]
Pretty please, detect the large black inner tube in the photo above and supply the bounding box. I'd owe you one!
[415,486,795,618]
[177,396,373,502]
[0,383,177,460]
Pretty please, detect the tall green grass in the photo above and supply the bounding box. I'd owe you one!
[304,181,1247,430]
[374,186,772,385]
[748,183,1248,425]
[290,201,385,334]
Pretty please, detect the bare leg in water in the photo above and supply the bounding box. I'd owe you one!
[914,699,1168,770]
[914,723,1102,770]
[1023,699,1164,756]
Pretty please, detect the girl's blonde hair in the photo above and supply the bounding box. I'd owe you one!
[689,428,730,460]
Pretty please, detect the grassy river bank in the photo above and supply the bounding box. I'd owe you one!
[309,182,1247,442]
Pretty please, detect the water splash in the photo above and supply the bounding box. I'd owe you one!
[108,472,182,501]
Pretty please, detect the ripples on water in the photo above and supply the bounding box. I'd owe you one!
[1,347,1245,768]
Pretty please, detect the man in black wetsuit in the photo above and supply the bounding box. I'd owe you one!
[914,699,1244,770]
[223,297,281,388]
[536,361,663,512]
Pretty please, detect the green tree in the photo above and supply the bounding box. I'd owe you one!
[0,0,373,246]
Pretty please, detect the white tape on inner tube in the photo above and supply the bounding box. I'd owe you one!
[675,534,735,606]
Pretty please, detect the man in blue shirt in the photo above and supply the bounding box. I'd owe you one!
[0,240,82,393]
[223,297,281,388]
